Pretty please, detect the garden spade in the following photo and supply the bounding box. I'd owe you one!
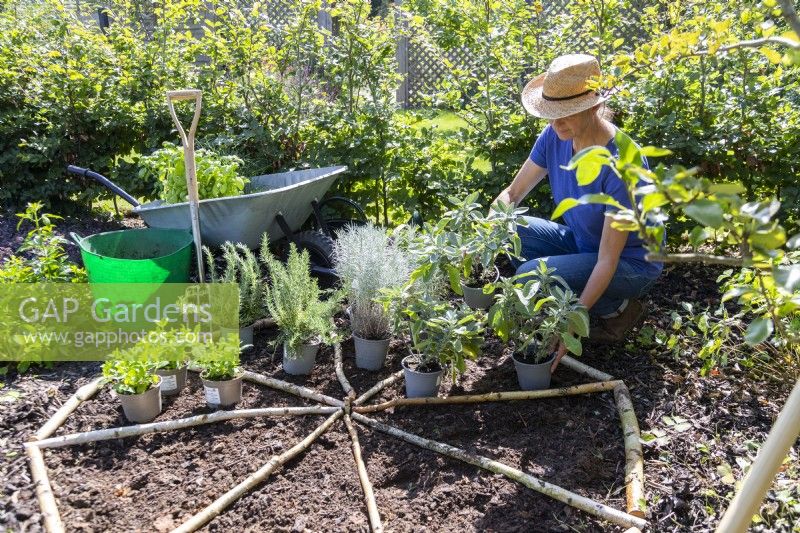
[166,89,205,281]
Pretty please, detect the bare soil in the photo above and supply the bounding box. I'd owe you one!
[2,213,798,532]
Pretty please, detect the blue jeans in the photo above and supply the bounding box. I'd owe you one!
[514,217,658,317]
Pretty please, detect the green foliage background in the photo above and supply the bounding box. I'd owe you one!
[0,0,798,235]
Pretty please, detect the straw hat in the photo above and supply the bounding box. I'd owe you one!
[521,54,608,120]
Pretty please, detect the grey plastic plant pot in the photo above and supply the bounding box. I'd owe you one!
[460,267,499,310]
[156,365,187,397]
[402,355,444,398]
[354,335,390,371]
[118,377,162,423]
[512,352,555,391]
[283,343,320,375]
[201,372,243,409]
[239,324,254,350]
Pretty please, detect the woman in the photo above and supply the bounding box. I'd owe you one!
[494,54,663,372]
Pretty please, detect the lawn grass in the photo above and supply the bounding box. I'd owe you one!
[402,109,491,172]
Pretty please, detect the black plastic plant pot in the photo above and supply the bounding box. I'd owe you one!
[118,377,162,423]
[402,355,444,398]
[512,351,555,391]
[201,372,243,409]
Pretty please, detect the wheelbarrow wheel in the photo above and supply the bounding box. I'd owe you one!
[293,230,335,269]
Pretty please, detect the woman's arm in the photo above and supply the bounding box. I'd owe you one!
[551,215,628,372]
[493,158,548,207]
[577,215,628,310]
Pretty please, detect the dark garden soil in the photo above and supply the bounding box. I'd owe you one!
[2,213,798,532]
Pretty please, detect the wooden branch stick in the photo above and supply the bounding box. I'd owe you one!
[27,406,339,450]
[778,0,800,40]
[688,36,800,55]
[26,445,63,533]
[354,370,404,406]
[614,383,646,518]
[172,411,343,533]
[343,414,383,532]
[334,341,354,398]
[354,381,621,414]
[559,355,615,382]
[36,377,104,440]
[241,370,343,407]
[644,252,752,267]
[353,413,648,530]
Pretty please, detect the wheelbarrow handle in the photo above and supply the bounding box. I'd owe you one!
[66,165,140,208]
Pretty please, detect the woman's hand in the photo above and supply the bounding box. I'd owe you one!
[551,341,567,373]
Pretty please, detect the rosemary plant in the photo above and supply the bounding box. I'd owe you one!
[263,244,340,357]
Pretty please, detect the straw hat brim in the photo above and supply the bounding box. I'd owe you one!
[521,72,608,120]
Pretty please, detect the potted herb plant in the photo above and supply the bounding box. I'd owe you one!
[155,359,188,397]
[333,224,410,370]
[193,333,243,409]
[102,355,162,423]
[488,261,590,390]
[150,322,191,397]
[204,238,269,347]
[388,283,485,397]
[441,194,527,309]
[263,244,340,375]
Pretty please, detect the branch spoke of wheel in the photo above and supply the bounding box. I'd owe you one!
[354,380,621,413]
[27,343,648,532]
[172,411,343,533]
[352,413,648,530]
[344,414,383,532]
[26,406,340,450]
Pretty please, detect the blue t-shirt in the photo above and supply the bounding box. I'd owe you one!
[529,124,663,278]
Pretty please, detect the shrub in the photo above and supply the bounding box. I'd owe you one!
[138,143,247,204]
[333,223,410,340]
[263,243,340,356]
[488,262,590,363]
[101,357,159,395]
[192,333,242,381]
[204,239,268,327]
[0,203,87,283]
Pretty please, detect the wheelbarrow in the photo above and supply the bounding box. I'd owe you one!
[66,165,368,274]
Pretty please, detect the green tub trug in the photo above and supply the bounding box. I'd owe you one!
[72,228,194,284]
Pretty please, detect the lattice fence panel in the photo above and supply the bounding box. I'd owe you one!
[406,0,654,108]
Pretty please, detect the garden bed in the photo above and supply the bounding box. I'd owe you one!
[1,213,797,532]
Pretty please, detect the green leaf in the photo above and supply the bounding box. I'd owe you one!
[744,317,773,346]
[639,146,672,158]
[749,227,786,251]
[642,192,669,212]
[688,226,710,248]
[561,332,582,356]
[708,182,746,195]
[773,265,800,292]
[684,200,724,228]
[721,286,755,303]
[551,194,624,220]
[562,146,612,186]
[615,130,641,165]
[566,310,590,337]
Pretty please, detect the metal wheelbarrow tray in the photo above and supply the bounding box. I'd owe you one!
[67,165,348,249]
